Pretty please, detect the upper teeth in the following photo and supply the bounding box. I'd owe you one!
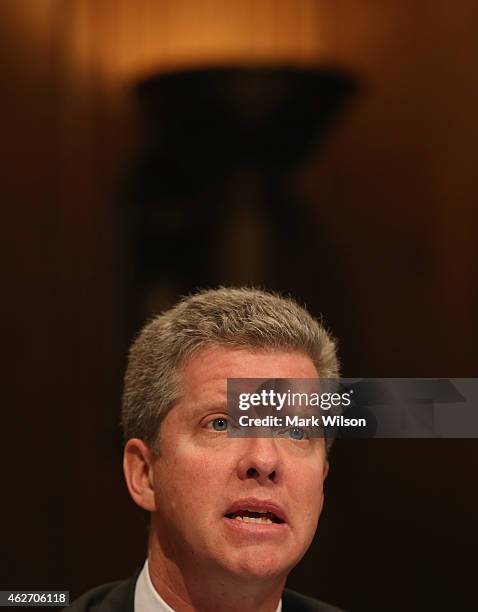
[234,515,273,524]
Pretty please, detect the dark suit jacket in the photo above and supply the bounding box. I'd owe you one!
[68,571,344,612]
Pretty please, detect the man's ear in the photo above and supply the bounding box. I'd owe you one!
[123,438,157,512]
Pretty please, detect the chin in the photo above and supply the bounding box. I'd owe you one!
[222,548,297,581]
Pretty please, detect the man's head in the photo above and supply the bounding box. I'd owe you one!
[122,287,338,450]
[122,287,338,587]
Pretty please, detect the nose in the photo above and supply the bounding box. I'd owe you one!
[236,437,281,484]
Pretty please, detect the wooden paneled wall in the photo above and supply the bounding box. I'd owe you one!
[3,0,330,85]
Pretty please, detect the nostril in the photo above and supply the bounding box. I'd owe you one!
[246,467,277,481]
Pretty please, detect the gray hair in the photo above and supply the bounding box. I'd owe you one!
[121,287,339,450]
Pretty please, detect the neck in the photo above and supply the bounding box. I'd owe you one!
[147,535,285,612]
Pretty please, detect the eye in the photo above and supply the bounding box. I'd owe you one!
[274,426,309,440]
[288,427,306,440]
[211,417,228,432]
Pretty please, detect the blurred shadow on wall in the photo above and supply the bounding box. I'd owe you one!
[122,66,359,368]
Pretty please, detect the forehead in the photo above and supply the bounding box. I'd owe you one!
[179,345,318,401]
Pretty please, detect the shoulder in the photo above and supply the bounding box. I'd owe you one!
[282,588,346,612]
[67,572,139,612]
[67,576,343,612]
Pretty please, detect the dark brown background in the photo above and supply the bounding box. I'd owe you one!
[1,2,477,611]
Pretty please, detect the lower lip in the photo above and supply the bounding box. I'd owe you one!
[223,516,288,536]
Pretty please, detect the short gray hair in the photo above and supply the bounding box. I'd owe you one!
[121,287,339,449]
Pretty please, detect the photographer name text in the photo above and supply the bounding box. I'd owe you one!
[238,414,366,427]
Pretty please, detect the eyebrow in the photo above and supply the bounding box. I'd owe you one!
[189,399,228,415]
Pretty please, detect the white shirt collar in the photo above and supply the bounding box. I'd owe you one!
[134,560,282,612]
[134,560,175,612]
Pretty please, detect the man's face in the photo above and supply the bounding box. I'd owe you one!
[149,345,328,581]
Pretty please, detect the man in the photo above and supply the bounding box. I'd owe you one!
[70,287,343,611]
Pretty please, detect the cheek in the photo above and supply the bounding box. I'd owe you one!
[154,446,228,516]
[289,464,326,526]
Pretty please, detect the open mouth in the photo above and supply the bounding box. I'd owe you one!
[225,509,285,525]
